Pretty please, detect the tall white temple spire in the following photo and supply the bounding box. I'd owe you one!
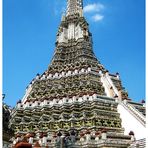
[66,0,83,16]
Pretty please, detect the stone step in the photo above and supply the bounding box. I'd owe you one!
[130,138,146,148]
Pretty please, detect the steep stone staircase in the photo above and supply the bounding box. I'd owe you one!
[129,138,146,148]
[119,100,146,126]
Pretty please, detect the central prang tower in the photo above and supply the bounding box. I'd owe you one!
[66,0,83,16]
[10,0,132,147]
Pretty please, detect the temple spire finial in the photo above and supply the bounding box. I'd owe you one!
[66,0,83,16]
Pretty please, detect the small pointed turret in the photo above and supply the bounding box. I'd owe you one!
[66,0,83,16]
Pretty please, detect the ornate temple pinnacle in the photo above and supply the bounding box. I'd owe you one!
[66,0,83,16]
[8,1,146,147]
[56,0,86,43]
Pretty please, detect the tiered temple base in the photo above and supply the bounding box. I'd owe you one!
[10,95,131,147]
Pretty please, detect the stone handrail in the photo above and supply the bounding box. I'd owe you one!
[120,101,145,126]
[127,103,145,121]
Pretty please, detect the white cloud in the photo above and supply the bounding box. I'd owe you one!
[92,14,104,22]
[84,3,104,13]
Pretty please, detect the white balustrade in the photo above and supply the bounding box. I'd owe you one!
[85,134,91,142]
[29,137,33,144]
[73,96,77,102]
[89,96,93,101]
[99,70,102,74]
[53,99,57,104]
[88,67,91,72]
[41,75,46,80]
[81,68,85,73]
[34,101,39,107]
[74,69,78,74]
[17,103,21,108]
[69,99,72,103]
[62,72,65,76]
[80,137,85,142]
[78,97,83,102]
[48,74,52,79]
[25,102,29,108]
[59,100,63,104]
[68,71,72,76]
[43,100,48,106]
[16,137,21,142]
[36,75,40,80]
[101,133,107,140]
[66,72,69,77]
[42,136,47,145]
[93,94,97,100]
[55,73,59,78]
[95,136,99,142]
[39,138,42,146]
[83,95,87,101]
[13,139,17,145]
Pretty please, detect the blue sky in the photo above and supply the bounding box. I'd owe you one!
[3,0,145,107]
